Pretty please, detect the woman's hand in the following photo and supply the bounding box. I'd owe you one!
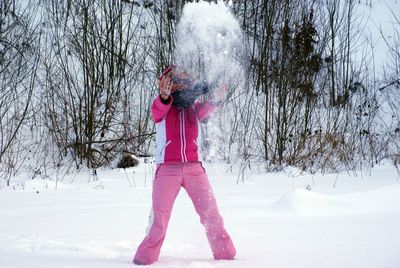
[158,76,173,100]
[213,83,229,103]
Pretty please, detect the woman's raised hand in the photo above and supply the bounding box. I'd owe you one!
[158,76,173,100]
[213,83,229,103]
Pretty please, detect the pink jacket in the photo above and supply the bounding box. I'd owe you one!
[152,95,215,163]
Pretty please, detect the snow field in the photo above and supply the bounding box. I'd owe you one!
[0,162,399,268]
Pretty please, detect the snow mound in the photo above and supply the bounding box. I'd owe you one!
[270,189,345,214]
[270,184,400,215]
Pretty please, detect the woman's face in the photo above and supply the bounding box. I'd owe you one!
[168,70,193,92]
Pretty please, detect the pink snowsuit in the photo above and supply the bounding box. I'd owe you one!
[133,95,236,265]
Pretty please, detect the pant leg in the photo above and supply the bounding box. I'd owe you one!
[182,162,236,260]
[134,164,182,265]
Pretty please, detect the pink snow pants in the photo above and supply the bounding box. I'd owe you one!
[133,162,236,265]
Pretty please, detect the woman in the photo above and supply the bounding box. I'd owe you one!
[133,66,236,265]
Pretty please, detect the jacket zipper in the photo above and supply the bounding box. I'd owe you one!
[180,111,187,162]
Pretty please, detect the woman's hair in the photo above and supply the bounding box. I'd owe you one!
[159,65,211,109]
[171,81,211,109]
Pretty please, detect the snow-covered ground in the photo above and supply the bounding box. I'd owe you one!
[1,162,399,268]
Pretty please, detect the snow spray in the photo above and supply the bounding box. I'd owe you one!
[174,1,246,162]
[174,1,245,94]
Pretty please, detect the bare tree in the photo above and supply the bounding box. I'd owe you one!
[41,0,157,168]
[0,0,41,184]
[380,6,400,172]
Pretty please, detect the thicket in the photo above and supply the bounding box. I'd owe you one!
[1,0,399,184]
